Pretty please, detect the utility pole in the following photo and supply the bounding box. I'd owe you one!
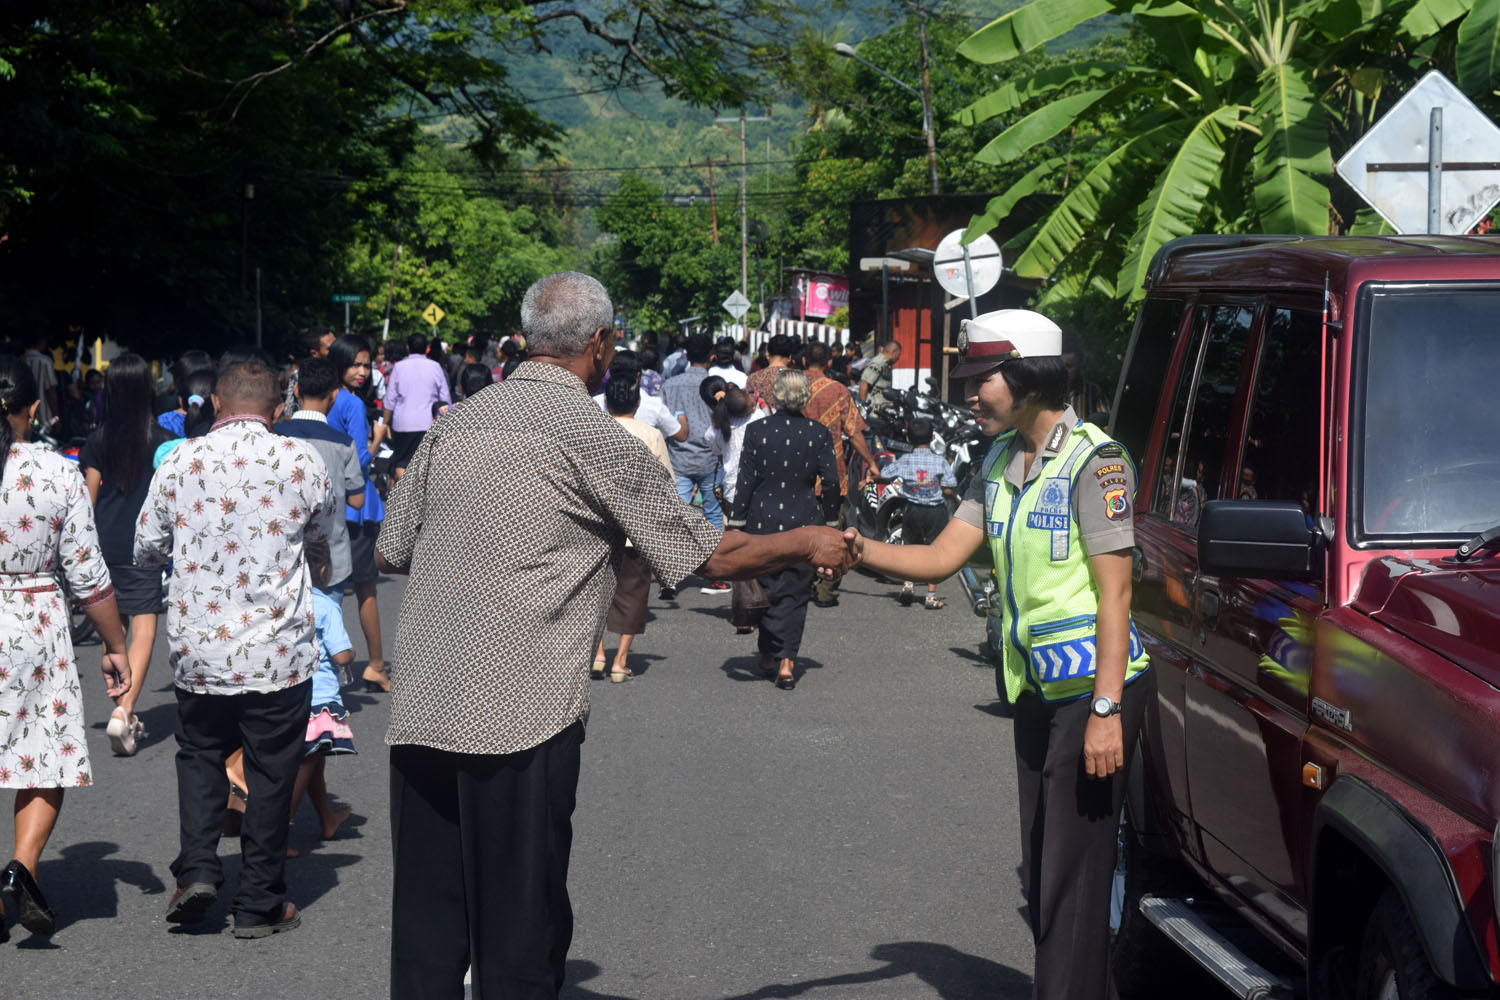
[917,15,939,197]
[715,110,771,298]
[381,243,403,342]
[689,158,729,245]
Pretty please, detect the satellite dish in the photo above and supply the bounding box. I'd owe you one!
[932,230,1002,301]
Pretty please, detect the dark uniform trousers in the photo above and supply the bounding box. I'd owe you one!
[172,680,313,927]
[390,721,584,1000]
[1013,668,1153,1000]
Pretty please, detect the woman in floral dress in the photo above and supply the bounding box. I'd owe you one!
[0,357,129,942]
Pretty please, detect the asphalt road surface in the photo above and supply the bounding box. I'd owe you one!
[2,567,1218,999]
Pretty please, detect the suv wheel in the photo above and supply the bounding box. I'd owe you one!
[1111,814,1200,998]
[1355,889,1460,1000]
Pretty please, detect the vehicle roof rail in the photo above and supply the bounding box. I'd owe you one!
[1144,235,1302,289]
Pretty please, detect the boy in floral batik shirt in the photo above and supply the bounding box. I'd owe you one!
[135,361,336,939]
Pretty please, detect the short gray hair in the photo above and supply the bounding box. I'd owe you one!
[520,271,614,358]
[771,369,811,413]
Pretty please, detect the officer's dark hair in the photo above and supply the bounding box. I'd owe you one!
[604,372,640,416]
[1000,356,1069,411]
[685,333,713,364]
[0,355,39,483]
[406,332,428,357]
[909,417,934,447]
[296,356,340,401]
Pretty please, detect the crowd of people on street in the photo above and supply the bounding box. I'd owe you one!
[0,270,1146,1000]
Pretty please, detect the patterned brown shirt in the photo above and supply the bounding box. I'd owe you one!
[376,361,722,755]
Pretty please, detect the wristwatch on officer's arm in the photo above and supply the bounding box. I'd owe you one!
[1090,695,1123,718]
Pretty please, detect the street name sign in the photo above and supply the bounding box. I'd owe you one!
[331,293,364,303]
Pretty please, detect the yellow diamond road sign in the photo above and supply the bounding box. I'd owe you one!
[422,303,445,327]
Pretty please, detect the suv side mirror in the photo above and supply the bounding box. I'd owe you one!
[1198,501,1320,579]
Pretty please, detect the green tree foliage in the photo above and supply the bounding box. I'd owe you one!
[774,12,1140,272]
[957,0,1500,312]
[0,0,794,356]
[592,174,740,331]
[345,146,572,340]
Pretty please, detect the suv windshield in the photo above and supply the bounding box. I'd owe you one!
[1359,283,1500,542]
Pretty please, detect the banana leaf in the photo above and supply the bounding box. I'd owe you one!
[958,0,1115,65]
[962,157,1071,243]
[974,87,1124,164]
[1010,116,1185,278]
[958,62,1146,126]
[1397,0,1474,39]
[1252,60,1333,233]
[1118,105,1241,300]
[1456,0,1500,94]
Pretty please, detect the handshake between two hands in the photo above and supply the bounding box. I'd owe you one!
[809,527,865,580]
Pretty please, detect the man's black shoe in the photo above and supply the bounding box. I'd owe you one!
[658,587,677,601]
[813,598,839,609]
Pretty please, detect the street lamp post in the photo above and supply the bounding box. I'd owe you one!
[835,40,939,196]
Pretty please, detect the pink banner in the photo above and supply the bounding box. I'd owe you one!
[801,274,849,319]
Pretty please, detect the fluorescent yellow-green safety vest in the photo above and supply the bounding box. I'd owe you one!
[983,421,1150,704]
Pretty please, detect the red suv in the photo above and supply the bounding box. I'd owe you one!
[1108,235,1500,999]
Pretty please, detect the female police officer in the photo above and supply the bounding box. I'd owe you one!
[847,309,1152,1000]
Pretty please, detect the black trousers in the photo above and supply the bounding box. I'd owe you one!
[390,722,584,1000]
[1013,668,1154,1000]
[758,563,816,660]
[171,681,312,926]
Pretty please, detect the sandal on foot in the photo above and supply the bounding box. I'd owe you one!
[924,594,945,609]
[610,667,633,683]
[165,882,218,925]
[590,656,607,680]
[107,707,142,756]
[232,901,301,939]
[899,583,915,606]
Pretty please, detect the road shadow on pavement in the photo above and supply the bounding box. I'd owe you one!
[562,959,638,999]
[717,940,1032,999]
[36,840,167,930]
[718,655,826,685]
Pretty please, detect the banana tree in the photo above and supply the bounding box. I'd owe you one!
[956,0,1498,306]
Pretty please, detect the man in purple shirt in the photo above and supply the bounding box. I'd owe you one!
[385,332,451,480]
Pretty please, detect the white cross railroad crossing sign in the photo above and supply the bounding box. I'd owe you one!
[1335,70,1500,235]
[422,303,445,327]
[722,290,751,321]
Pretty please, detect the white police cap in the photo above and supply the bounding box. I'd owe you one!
[951,309,1062,380]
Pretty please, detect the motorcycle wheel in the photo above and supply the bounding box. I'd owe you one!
[879,504,904,545]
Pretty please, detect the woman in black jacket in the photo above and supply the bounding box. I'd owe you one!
[729,370,840,690]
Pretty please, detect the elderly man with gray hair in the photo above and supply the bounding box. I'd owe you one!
[375,271,854,1000]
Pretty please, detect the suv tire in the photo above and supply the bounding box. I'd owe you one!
[1355,888,1461,1000]
[1111,814,1201,998]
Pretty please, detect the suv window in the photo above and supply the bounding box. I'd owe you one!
[1358,283,1500,540]
[1239,306,1320,514]
[1159,304,1254,528]
[1113,297,1186,466]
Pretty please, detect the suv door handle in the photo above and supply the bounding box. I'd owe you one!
[1199,589,1221,631]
